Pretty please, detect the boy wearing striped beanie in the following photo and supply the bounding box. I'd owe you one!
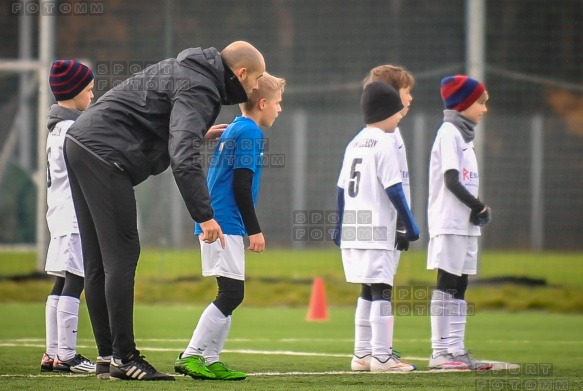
[41,60,100,375]
[427,75,493,371]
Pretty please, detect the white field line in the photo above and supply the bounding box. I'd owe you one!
[2,337,582,344]
[0,340,520,370]
[1,369,473,378]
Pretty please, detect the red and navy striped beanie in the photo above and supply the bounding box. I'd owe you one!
[49,60,94,101]
[440,75,485,112]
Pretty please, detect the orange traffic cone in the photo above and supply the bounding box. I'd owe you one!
[306,277,328,321]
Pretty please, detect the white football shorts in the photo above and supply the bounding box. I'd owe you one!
[45,233,84,278]
[199,234,245,281]
[341,248,399,286]
[427,234,478,276]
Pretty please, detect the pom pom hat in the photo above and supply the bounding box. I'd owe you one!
[360,81,404,124]
[440,75,485,112]
[49,60,94,101]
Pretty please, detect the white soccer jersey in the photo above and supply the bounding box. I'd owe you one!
[46,120,79,237]
[337,127,402,250]
[427,122,481,237]
[394,127,411,206]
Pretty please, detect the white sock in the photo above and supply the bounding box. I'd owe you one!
[353,298,372,357]
[430,290,453,356]
[183,303,227,358]
[204,315,231,365]
[56,296,80,361]
[45,295,59,358]
[447,299,467,356]
[369,300,393,361]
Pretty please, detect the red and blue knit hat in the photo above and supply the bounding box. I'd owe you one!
[49,60,94,101]
[440,75,485,112]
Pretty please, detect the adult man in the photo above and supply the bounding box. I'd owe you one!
[64,41,265,381]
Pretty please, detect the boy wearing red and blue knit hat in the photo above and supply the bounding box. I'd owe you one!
[41,60,100,375]
[426,75,495,371]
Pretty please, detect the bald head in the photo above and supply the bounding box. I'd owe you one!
[221,41,266,95]
[221,41,265,73]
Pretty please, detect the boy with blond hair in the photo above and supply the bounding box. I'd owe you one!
[175,72,286,381]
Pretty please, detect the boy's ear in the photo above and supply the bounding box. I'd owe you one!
[259,98,266,110]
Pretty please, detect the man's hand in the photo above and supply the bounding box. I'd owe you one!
[199,219,225,248]
[248,232,265,253]
[204,123,228,141]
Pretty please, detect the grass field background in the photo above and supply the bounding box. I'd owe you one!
[1,249,583,311]
[1,304,582,390]
[1,249,583,389]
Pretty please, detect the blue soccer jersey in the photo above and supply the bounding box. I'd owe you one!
[195,116,264,236]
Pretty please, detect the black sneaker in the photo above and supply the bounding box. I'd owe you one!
[53,354,96,373]
[110,351,174,381]
[40,353,54,372]
[96,356,111,379]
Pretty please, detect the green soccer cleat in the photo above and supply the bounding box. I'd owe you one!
[206,361,247,381]
[174,353,215,380]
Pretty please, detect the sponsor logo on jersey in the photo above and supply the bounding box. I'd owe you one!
[462,168,479,181]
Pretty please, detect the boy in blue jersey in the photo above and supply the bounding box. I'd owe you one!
[175,72,285,381]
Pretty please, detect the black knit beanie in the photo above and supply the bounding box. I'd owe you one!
[360,82,404,124]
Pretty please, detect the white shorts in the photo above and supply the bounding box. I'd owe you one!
[45,233,84,278]
[199,234,245,281]
[341,248,399,285]
[427,235,478,276]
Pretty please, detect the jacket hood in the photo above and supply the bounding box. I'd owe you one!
[176,47,248,105]
[47,104,82,132]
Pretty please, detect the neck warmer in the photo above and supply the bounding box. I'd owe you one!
[443,109,477,143]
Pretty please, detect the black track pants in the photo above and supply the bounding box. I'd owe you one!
[65,138,140,359]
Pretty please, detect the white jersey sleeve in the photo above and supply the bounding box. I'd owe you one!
[337,127,401,250]
[427,123,480,237]
[46,120,79,237]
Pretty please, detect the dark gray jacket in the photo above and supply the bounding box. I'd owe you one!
[67,47,247,223]
[47,104,82,132]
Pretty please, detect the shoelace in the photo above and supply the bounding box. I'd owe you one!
[77,354,93,363]
[133,355,157,373]
[214,362,232,371]
[392,349,401,359]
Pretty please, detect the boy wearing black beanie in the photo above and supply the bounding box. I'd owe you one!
[333,82,420,372]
